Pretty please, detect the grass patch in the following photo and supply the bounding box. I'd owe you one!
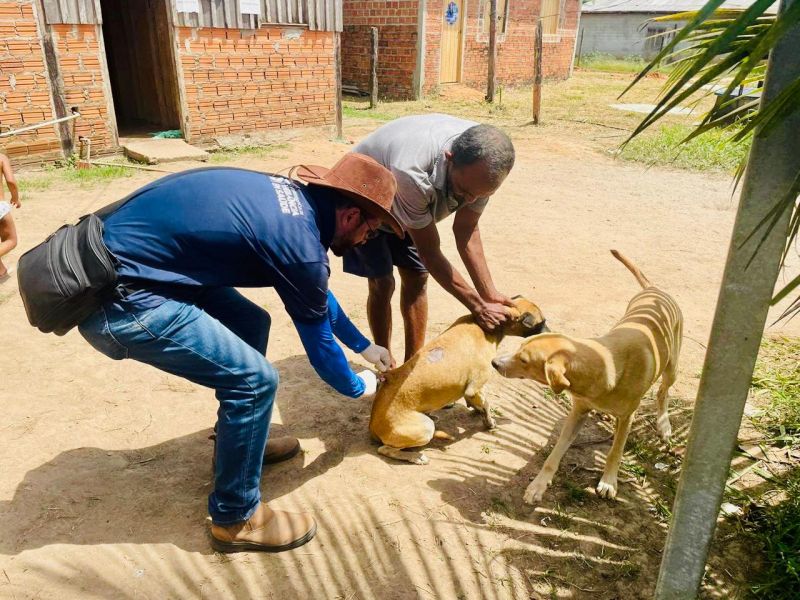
[626,435,658,463]
[489,497,515,519]
[650,497,672,523]
[564,480,589,503]
[751,335,800,447]
[578,52,668,74]
[342,104,396,122]
[18,162,133,198]
[733,336,800,597]
[209,142,289,163]
[746,469,800,598]
[620,123,751,173]
[17,172,56,193]
[62,164,133,184]
[622,460,647,480]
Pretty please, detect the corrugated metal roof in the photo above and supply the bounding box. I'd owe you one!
[582,0,777,14]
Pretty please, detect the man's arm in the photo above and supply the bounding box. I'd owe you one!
[327,290,394,371]
[275,262,373,397]
[326,290,371,352]
[293,317,368,398]
[407,223,509,330]
[1,154,19,207]
[452,207,513,305]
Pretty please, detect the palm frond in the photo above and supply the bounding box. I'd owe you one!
[623,1,800,321]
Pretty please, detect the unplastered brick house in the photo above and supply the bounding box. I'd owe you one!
[0,0,342,164]
[342,0,581,100]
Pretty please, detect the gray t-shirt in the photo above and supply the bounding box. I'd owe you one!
[353,114,490,231]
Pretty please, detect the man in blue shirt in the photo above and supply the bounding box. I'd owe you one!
[78,153,402,553]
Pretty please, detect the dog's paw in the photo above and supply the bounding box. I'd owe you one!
[484,416,497,431]
[409,452,430,465]
[523,480,548,504]
[657,415,672,441]
[596,479,618,499]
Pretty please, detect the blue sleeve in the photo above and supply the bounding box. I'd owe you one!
[273,261,330,323]
[294,317,366,398]
[327,291,370,352]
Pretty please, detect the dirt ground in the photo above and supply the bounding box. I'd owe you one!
[1,92,799,600]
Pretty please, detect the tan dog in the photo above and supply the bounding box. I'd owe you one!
[492,251,682,502]
[370,297,548,465]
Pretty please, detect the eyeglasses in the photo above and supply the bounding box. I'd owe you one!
[360,212,380,240]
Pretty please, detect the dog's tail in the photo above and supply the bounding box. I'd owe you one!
[611,249,652,289]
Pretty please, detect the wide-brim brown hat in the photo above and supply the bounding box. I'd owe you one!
[293,152,404,238]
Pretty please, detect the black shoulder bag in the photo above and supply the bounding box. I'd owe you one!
[17,196,131,336]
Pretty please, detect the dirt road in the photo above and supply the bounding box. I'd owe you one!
[0,117,796,599]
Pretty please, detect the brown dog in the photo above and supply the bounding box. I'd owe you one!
[492,251,682,502]
[369,297,548,465]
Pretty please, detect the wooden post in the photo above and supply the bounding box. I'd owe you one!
[486,0,497,102]
[34,0,73,157]
[532,19,543,124]
[334,31,343,139]
[369,27,378,109]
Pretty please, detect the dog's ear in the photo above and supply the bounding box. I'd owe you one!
[521,312,549,333]
[544,356,570,394]
[521,312,538,329]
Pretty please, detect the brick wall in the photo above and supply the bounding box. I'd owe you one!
[176,26,335,142]
[341,0,420,100]
[541,0,580,78]
[50,24,115,152]
[0,1,61,163]
[423,0,442,94]
[342,24,371,93]
[425,0,579,93]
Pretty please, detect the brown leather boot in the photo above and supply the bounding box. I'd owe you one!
[262,436,302,464]
[211,433,302,471]
[210,503,317,553]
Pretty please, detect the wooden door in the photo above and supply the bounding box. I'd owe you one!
[440,0,464,83]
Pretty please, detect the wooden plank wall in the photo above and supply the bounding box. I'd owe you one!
[174,0,258,28]
[42,0,102,24]
[103,0,181,129]
[173,0,341,31]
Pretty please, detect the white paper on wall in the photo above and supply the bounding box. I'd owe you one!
[176,0,200,13]
[240,0,261,14]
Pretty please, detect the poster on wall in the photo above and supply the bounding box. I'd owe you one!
[240,0,261,14]
[176,0,200,12]
[445,1,459,25]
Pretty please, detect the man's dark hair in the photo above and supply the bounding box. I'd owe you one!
[450,124,515,183]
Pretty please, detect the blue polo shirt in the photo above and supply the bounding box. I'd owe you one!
[101,167,370,397]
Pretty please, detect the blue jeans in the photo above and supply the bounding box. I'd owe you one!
[79,287,277,525]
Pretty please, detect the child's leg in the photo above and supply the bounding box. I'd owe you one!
[0,213,18,275]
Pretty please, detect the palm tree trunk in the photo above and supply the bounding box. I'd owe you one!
[655,0,800,597]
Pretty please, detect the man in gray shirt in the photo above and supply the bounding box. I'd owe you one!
[343,113,516,364]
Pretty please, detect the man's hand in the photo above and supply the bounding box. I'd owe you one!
[356,370,378,396]
[482,290,515,308]
[360,343,395,372]
[473,301,511,332]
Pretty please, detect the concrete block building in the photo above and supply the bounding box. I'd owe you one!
[0,0,341,164]
[341,0,582,100]
[578,0,773,59]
